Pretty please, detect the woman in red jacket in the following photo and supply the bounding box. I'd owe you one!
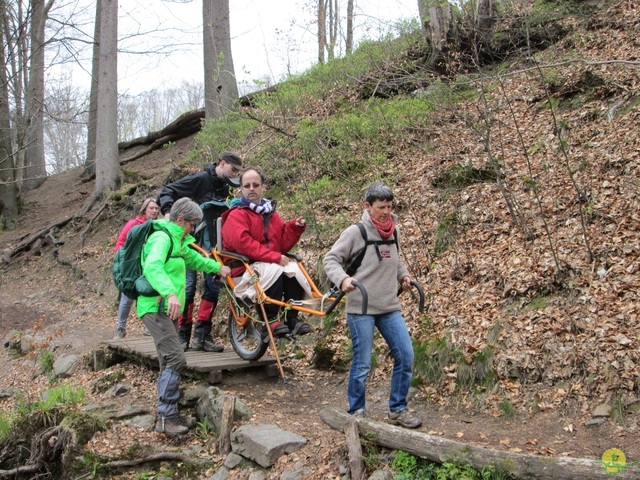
[113,198,160,338]
[221,168,312,338]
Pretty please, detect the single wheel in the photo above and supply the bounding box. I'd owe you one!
[228,310,268,361]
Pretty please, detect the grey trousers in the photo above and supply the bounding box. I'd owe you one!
[141,312,187,417]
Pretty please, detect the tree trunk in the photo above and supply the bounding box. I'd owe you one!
[202,0,238,120]
[92,0,120,201]
[83,0,101,180]
[475,0,494,45]
[22,0,54,191]
[0,14,19,229]
[327,0,337,61]
[320,407,637,480]
[317,0,326,64]
[346,0,354,55]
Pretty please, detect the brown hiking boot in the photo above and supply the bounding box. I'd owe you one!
[155,415,189,436]
[387,409,422,429]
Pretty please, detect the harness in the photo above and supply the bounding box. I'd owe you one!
[345,222,399,277]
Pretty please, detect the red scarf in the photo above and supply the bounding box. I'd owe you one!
[371,216,395,240]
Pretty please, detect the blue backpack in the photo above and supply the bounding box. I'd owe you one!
[112,221,173,299]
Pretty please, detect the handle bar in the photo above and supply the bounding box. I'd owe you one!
[325,281,368,316]
[398,280,425,312]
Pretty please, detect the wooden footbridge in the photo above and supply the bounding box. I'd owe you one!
[102,336,277,383]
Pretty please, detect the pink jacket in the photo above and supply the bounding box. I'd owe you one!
[114,216,147,252]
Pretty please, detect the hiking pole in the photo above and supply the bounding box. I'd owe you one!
[257,301,287,383]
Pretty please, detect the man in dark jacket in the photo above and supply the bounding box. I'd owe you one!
[157,151,242,352]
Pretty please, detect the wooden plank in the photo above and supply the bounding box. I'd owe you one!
[102,337,276,375]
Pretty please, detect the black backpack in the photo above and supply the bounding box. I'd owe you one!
[345,222,399,277]
[194,199,229,251]
[112,221,174,299]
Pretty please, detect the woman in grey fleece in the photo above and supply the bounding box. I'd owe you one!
[323,182,422,429]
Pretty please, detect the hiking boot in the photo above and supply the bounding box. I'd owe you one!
[387,409,422,429]
[114,327,126,339]
[202,339,224,353]
[155,415,189,436]
[351,408,366,418]
[142,325,151,336]
[179,339,189,351]
[261,321,289,341]
[190,336,224,352]
[286,318,313,335]
[174,414,197,429]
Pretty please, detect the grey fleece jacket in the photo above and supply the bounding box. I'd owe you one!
[323,210,409,315]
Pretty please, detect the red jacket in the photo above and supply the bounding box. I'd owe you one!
[220,206,305,277]
[114,216,146,253]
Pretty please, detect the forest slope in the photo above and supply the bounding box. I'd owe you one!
[0,1,638,478]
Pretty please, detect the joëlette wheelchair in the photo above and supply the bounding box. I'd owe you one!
[191,218,425,381]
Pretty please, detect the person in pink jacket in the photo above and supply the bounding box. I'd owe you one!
[221,167,312,339]
[113,198,160,338]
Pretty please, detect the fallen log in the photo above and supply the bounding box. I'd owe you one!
[319,406,637,480]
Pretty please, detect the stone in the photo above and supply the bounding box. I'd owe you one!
[196,386,252,434]
[231,424,307,468]
[53,354,80,378]
[592,403,612,418]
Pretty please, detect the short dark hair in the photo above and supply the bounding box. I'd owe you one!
[219,151,242,169]
[364,182,394,204]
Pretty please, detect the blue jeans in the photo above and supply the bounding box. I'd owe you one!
[185,269,220,303]
[117,293,135,329]
[347,311,414,414]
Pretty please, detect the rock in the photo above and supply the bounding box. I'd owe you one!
[196,386,252,434]
[123,414,156,430]
[180,383,210,408]
[231,424,307,468]
[592,403,612,418]
[53,354,80,378]
[368,471,394,480]
[106,383,130,397]
[208,465,230,480]
[585,418,606,427]
[279,461,310,479]
[248,471,267,480]
[223,452,244,469]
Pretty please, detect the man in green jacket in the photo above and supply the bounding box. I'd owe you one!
[138,198,231,435]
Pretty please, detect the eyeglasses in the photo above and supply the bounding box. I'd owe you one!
[242,182,262,189]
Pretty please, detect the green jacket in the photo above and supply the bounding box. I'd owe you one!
[136,219,223,318]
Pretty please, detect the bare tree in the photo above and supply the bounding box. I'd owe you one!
[317,0,326,63]
[22,0,55,191]
[0,7,19,229]
[91,0,120,204]
[202,0,238,119]
[43,81,88,174]
[346,0,354,55]
[82,0,100,180]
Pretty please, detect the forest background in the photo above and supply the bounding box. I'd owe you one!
[0,0,639,479]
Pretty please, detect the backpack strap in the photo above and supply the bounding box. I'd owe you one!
[345,222,399,276]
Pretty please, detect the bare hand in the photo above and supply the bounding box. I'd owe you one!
[294,217,306,228]
[279,255,290,266]
[166,294,182,320]
[341,276,357,293]
[401,276,412,291]
[219,266,231,277]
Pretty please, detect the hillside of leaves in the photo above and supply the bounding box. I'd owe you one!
[192,0,639,416]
